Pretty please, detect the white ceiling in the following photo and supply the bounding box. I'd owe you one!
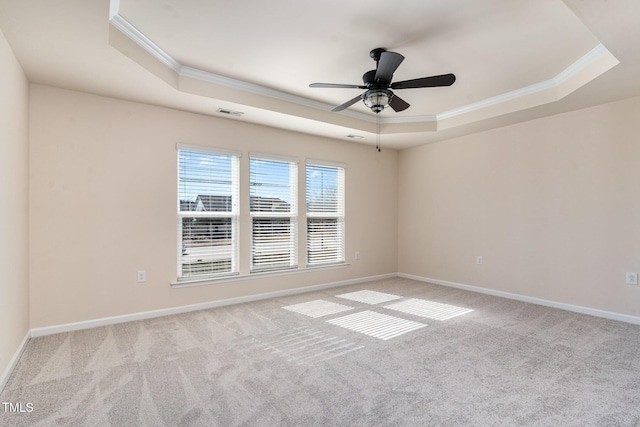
[1,0,640,149]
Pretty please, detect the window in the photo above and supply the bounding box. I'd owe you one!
[177,145,239,279]
[250,154,298,272]
[306,161,345,266]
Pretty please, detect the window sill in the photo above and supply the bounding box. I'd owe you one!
[171,262,350,288]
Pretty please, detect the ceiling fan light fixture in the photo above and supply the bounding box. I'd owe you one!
[309,48,455,114]
[363,89,392,113]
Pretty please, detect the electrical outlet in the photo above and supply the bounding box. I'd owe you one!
[626,272,638,285]
[137,270,146,283]
[476,256,483,265]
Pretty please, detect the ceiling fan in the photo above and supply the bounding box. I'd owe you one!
[310,48,456,114]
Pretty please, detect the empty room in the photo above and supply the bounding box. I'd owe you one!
[2,0,640,425]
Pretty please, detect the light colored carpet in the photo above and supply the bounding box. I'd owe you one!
[2,277,640,426]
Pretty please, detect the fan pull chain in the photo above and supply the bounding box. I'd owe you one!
[376,112,381,152]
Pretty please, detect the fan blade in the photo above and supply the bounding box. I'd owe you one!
[389,94,410,112]
[391,73,456,89]
[332,93,364,112]
[374,51,404,83]
[310,83,367,89]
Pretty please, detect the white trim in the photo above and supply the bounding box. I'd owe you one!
[179,66,364,119]
[306,159,347,169]
[176,143,241,158]
[180,66,278,96]
[437,43,612,121]
[109,14,181,73]
[108,0,615,127]
[398,272,640,326]
[173,262,350,287]
[249,151,299,164]
[108,0,120,20]
[554,43,609,85]
[14,270,640,377]
[382,114,438,124]
[0,331,30,393]
[108,3,374,122]
[437,80,554,120]
[108,0,615,129]
[29,272,394,337]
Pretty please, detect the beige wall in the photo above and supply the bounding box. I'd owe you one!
[0,30,30,379]
[29,85,398,328]
[399,95,640,317]
[21,61,640,331]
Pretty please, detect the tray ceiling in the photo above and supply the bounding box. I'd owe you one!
[2,0,640,148]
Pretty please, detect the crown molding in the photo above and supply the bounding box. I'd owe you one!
[109,13,180,72]
[108,0,618,131]
[554,43,609,85]
[437,43,616,122]
[179,66,372,122]
[437,80,555,121]
[108,0,119,20]
[109,9,375,122]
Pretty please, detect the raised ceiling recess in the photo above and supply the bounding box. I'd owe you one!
[107,0,620,147]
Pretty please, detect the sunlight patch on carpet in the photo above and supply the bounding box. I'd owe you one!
[282,300,354,318]
[336,290,402,305]
[327,310,426,340]
[385,298,473,321]
[260,327,364,365]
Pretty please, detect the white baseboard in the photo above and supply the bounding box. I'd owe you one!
[0,331,30,393]
[30,272,397,338]
[29,271,640,337]
[398,272,640,326]
[18,270,640,390]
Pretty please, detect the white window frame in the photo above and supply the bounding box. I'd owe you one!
[249,153,298,273]
[177,144,240,280]
[305,160,346,266]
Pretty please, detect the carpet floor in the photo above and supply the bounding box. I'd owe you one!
[2,277,640,426]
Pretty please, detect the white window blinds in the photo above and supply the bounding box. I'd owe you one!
[250,155,298,272]
[177,146,239,279]
[306,162,345,266]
